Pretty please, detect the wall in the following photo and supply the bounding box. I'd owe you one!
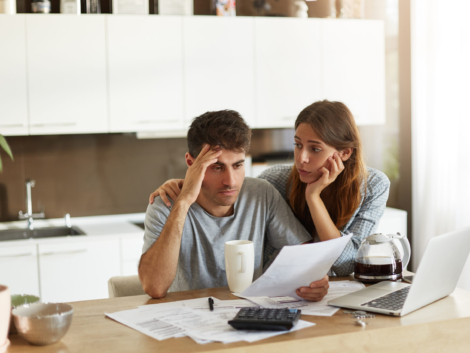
[0,134,188,221]
[0,130,277,222]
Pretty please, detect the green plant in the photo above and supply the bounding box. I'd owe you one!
[0,134,13,172]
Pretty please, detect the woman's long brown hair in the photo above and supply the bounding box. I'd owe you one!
[287,100,367,234]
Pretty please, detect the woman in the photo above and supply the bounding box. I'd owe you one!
[149,100,390,276]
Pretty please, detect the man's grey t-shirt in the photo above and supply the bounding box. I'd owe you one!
[142,177,311,292]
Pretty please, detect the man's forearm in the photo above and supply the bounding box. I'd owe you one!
[139,200,191,298]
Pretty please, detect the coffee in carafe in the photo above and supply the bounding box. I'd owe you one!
[354,256,403,283]
[353,233,411,284]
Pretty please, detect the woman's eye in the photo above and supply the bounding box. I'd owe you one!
[311,147,322,153]
[293,143,301,149]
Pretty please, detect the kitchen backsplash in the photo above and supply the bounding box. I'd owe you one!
[0,129,288,222]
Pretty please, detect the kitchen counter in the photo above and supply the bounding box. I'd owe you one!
[0,213,146,246]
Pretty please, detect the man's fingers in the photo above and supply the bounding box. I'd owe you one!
[296,287,328,302]
[310,275,329,288]
[195,144,221,162]
[193,148,222,170]
[195,143,211,160]
[149,190,159,204]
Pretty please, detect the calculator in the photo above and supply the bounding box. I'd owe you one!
[228,308,301,331]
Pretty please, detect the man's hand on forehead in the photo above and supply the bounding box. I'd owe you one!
[177,144,222,206]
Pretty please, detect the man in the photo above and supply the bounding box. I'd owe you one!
[139,110,329,300]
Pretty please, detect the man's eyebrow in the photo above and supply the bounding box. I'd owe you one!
[213,159,245,166]
[294,135,324,145]
[232,159,245,166]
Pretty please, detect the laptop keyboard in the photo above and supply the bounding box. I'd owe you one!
[361,286,411,311]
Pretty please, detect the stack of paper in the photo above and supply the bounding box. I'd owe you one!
[106,297,315,344]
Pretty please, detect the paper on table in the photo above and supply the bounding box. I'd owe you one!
[241,234,353,299]
[144,306,299,344]
[300,281,365,316]
[105,308,185,341]
[237,281,365,316]
[108,303,316,345]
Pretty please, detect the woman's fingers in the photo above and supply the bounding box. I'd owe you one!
[329,155,339,175]
[149,190,159,204]
[159,190,171,207]
[334,153,345,172]
[168,183,182,199]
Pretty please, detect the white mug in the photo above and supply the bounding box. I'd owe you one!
[225,240,254,293]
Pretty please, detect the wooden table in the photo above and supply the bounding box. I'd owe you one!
[7,276,470,353]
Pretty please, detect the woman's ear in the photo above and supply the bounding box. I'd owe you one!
[340,148,353,162]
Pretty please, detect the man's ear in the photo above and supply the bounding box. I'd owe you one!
[339,148,353,162]
[185,152,195,167]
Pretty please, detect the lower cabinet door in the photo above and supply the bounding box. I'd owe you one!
[121,236,144,276]
[38,238,120,302]
[0,244,40,297]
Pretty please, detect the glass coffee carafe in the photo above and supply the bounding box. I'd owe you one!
[354,233,411,283]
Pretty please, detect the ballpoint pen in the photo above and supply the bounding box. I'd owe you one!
[208,297,214,311]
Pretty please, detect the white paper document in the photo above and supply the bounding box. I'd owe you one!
[241,234,353,299]
[237,281,365,316]
[300,281,366,316]
[106,304,314,344]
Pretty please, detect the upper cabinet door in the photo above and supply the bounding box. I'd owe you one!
[0,15,28,136]
[255,18,322,129]
[322,19,385,125]
[183,17,255,127]
[107,16,184,132]
[26,15,108,135]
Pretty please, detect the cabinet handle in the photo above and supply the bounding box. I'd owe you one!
[32,123,77,127]
[0,252,33,258]
[0,124,24,128]
[41,249,88,256]
[136,120,175,124]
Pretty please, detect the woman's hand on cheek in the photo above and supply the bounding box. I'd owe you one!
[305,153,345,199]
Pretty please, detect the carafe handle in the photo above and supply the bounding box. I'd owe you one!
[399,236,411,269]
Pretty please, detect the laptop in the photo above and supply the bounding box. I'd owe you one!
[328,226,470,316]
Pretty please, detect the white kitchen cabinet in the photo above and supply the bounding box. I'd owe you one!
[25,15,108,135]
[321,19,385,125]
[183,16,255,127]
[107,16,185,132]
[0,244,39,297]
[255,18,322,128]
[0,15,29,136]
[38,238,120,302]
[121,236,143,276]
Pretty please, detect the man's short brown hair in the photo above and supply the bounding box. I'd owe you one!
[187,110,251,158]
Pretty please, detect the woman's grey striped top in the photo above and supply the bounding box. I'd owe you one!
[258,165,390,276]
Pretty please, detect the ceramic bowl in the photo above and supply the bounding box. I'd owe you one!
[12,302,73,346]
